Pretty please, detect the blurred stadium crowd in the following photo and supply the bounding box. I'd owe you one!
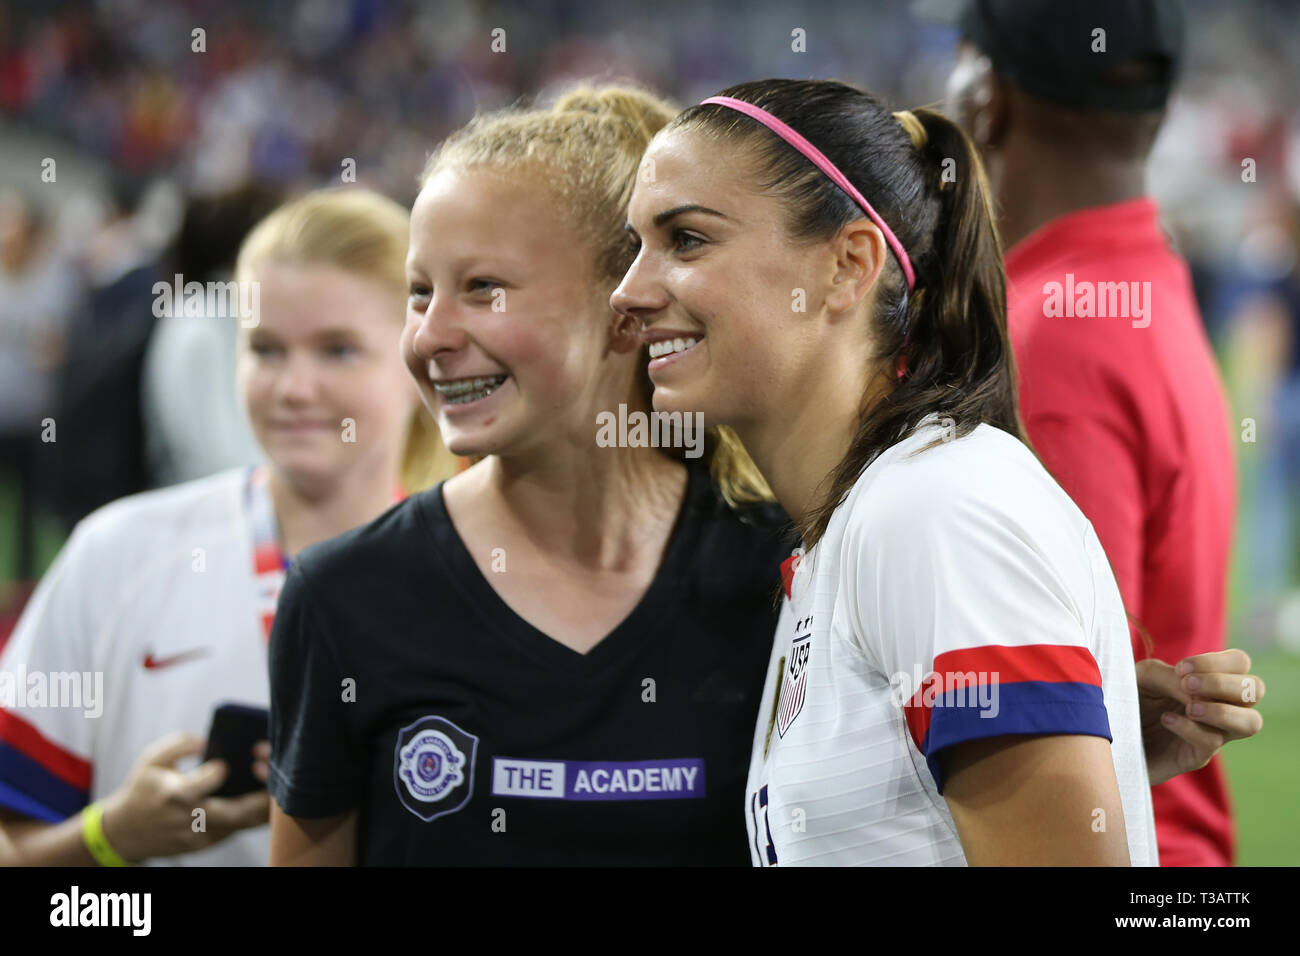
[1,0,1298,648]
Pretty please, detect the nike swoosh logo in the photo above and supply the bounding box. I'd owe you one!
[143,648,212,670]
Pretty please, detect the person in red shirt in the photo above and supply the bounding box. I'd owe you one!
[946,0,1238,865]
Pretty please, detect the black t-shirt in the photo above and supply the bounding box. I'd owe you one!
[267,461,793,865]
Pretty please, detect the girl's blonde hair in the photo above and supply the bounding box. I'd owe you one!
[235,188,460,493]
[420,82,773,507]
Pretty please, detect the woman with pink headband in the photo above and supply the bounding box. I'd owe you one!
[614,78,1260,865]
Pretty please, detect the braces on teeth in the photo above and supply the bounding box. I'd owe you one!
[434,375,508,404]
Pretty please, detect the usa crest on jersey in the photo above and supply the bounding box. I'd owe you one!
[776,625,812,737]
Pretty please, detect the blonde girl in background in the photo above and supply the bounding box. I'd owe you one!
[0,188,457,866]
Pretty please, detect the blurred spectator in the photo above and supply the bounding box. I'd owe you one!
[142,184,280,488]
[0,191,77,581]
[1217,199,1300,648]
[46,173,162,528]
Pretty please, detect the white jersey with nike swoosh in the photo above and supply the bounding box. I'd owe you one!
[744,419,1158,866]
[0,468,271,866]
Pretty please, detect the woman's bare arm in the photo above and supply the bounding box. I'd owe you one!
[940,734,1131,866]
[0,808,98,866]
[269,799,357,866]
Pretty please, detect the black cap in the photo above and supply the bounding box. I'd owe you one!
[957,0,1186,111]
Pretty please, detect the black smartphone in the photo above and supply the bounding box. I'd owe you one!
[202,703,270,798]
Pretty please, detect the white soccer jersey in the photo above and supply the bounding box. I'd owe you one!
[745,419,1158,866]
[0,468,272,866]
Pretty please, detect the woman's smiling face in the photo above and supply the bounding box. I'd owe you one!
[612,127,840,432]
[237,262,416,492]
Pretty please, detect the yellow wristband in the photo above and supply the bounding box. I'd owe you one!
[82,802,131,867]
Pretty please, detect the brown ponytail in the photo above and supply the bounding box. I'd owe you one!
[673,80,1024,546]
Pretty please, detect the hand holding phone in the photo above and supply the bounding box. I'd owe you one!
[203,703,270,798]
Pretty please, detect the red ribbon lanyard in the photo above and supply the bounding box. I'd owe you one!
[246,466,409,643]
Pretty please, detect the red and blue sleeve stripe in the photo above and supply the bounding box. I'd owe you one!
[0,710,92,821]
[902,644,1112,794]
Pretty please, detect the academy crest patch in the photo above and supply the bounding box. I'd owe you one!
[393,715,478,822]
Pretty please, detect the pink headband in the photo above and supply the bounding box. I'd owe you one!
[698,95,916,291]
